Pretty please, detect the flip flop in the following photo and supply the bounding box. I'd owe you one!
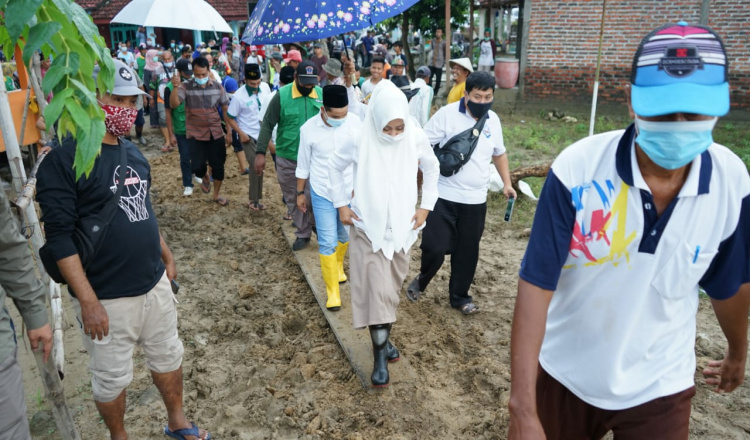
[248,201,260,211]
[160,145,173,152]
[200,181,211,194]
[283,213,292,221]
[164,422,211,440]
[213,197,229,206]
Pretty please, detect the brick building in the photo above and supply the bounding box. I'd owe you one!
[520,0,749,110]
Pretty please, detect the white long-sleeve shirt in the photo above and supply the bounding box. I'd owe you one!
[328,121,440,259]
[295,113,359,202]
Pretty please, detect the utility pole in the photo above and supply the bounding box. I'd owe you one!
[445,0,453,92]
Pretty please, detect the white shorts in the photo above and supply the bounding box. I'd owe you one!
[72,271,184,402]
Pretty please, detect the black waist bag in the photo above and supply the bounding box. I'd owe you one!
[40,143,128,284]
[433,112,488,177]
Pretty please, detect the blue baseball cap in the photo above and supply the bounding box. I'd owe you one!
[222,76,238,94]
[630,22,729,117]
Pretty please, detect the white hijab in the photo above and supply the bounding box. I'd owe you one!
[353,80,425,259]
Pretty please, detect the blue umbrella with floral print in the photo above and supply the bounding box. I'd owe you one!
[241,0,419,45]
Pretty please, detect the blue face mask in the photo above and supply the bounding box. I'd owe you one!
[635,117,717,170]
[324,109,346,128]
[194,76,209,86]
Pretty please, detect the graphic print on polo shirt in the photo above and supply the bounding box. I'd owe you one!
[565,180,637,268]
[110,165,150,222]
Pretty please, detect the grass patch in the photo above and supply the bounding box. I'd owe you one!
[490,108,750,228]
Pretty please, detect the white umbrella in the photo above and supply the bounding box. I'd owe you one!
[111,0,233,33]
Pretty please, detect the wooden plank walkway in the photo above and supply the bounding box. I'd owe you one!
[279,221,418,389]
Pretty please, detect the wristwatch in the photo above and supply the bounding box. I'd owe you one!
[297,190,305,196]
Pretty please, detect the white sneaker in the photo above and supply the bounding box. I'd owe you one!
[183,186,194,196]
[193,175,203,185]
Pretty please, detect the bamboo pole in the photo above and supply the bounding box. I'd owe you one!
[588,0,607,137]
[444,0,452,92]
[0,60,80,440]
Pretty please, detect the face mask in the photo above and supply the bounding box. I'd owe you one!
[164,62,174,68]
[120,47,127,52]
[297,83,313,96]
[100,103,138,137]
[484,36,490,41]
[194,76,210,86]
[324,109,347,128]
[157,51,164,56]
[178,45,183,50]
[153,56,159,62]
[634,117,717,170]
[466,99,493,119]
[378,131,405,143]
[170,43,175,48]
[246,85,260,93]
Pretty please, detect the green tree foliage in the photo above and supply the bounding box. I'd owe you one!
[380,0,471,36]
[1,0,114,179]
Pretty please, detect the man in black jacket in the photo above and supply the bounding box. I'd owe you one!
[37,59,210,440]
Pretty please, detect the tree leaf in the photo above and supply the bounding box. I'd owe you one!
[63,98,91,129]
[22,21,61,65]
[5,0,44,42]
[42,52,78,93]
[73,119,105,179]
[67,2,100,54]
[96,53,115,94]
[43,88,72,125]
[68,78,96,105]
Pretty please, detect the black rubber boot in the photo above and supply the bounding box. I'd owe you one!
[386,340,400,363]
[369,324,390,387]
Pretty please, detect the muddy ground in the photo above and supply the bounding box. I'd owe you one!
[10,122,750,439]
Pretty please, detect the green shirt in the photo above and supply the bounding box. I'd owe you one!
[256,82,323,161]
[136,56,146,80]
[0,190,48,364]
[165,82,186,135]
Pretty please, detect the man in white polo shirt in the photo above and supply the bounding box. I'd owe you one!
[406,71,516,315]
[509,23,750,439]
[226,64,270,211]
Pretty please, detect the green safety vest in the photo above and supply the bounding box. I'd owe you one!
[277,83,322,160]
[166,82,186,135]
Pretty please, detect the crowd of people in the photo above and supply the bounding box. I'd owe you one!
[0,21,748,440]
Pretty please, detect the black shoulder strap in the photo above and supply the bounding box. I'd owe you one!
[98,140,128,223]
[461,111,489,161]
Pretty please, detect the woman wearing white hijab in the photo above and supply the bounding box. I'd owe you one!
[329,80,440,387]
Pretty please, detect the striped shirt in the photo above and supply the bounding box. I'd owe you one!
[177,78,229,141]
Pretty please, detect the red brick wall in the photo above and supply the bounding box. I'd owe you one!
[523,0,750,110]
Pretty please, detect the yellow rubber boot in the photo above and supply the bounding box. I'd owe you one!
[335,241,349,283]
[320,253,341,311]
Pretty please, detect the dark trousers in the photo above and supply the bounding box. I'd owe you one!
[190,135,226,181]
[536,367,694,440]
[419,198,486,308]
[175,134,192,188]
[429,66,443,95]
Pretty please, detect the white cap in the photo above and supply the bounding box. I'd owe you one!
[93,59,149,97]
[449,57,474,73]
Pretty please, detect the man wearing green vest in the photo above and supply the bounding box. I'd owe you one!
[164,58,195,196]
[256,60,323,250]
